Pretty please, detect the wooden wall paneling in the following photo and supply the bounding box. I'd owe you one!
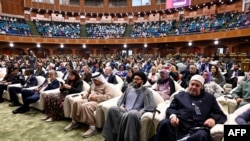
[1,0,24,15]
[31,2,37,8]
[24,0,32,7]
[67,5,72,11]
[72,6,80,13]
[49,4,55,10]
[155,5,160,10]
[197,8,202,14]
[38,3,44,9]
[54,0,60,11]
[109,8,115,13]
[44,3,50,9]
[192,0,211,6]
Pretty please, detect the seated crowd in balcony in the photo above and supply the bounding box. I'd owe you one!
[175,11,237,35]
[227,12,250,29]
[34,19,80,38]
[86,23,127,39]
[0,16,31,36]
[131,20,175,38]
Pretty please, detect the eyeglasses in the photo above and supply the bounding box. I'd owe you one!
[133,78,142,81]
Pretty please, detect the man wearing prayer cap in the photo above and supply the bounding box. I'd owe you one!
[102,71,156,141]
[64,72,113,137]
[153,74,227,141]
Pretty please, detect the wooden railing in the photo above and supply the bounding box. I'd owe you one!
[0,28,250,45]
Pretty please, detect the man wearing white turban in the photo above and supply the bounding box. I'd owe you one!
[64,72,113,137]
[153,75,227,141]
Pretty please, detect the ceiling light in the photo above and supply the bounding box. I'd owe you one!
[188,42,192,46]
[214,40,219,45]
[9,43,14,47]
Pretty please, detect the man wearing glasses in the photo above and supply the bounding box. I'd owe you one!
[102,71,156,141]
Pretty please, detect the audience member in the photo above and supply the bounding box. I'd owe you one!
[12,70,59,114]
[102,71,156,141]
[8,68,37,106]
[42,70,83,121]
[152,69,176,101]
[64,72,113,137]
[153,75,227,141]
[224,64,245,89]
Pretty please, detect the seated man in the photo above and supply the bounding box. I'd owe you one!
[34,63,46,77]
[231,70,250,109]
[64,72,113,137]
[80,65,92,85]
[224,64,245,89]
[8,68,38,106]
[180,65,199,88]
[103,66,117,84]
[101,71,156,141]
[153,75,227,141]
[0,67,22,103]
[12,70,59,114]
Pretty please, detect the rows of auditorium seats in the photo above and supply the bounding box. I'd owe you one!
[176,11,236,35]
[227,12,250,29]
[0,11,250,39]
[33,19,80,38]
[131,20,176,38]
[86,23,127,39]
[0,16,31,36]
[0,54,250,141]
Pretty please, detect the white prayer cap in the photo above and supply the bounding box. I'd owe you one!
[91,72,107,83]
[190,75,204,85]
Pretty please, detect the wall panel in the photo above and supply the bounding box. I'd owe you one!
[1,0,24,15]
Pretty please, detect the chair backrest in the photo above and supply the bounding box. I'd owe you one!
[0,69,6,81]
[115,75,123,84]
[233,103,250,116]
[174,80,184,91]
[143,81,152,88]
[237,76,245,85]
[148,88,164,105]
[56,77,65,83]
[36,76,46,86]
[56,71,64,79]
[83,80,90,91]
[108,83,123,98]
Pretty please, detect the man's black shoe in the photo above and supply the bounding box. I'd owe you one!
[12,108,22,114]
[9,103,22,107]
[0,99,4,103]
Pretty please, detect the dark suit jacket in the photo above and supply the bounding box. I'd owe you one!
[34,69,46,77]
[107,74,118,84]
[6,74,23,84]
[60,80,83,94]
[57,67,66,73]
[200,63,212,72]
[82,72,92,84]
[43,79,60,91]
[92,67,104,74]
[22,75,38,88]
[166,91,227,130]
[224,69,245,82]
